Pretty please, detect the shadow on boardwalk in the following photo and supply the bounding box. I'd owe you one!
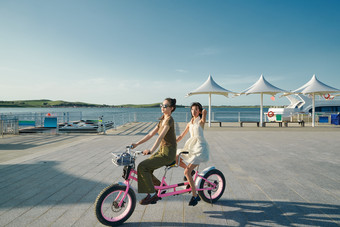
[1,162,339,226]
[0,135,81,150]
[124,223,229,227]
[125,199,340,226]
[206,199,340,226]
[0,161,107,209]
[108,122,182,136]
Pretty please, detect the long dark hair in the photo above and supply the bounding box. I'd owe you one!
[190,102,203,119]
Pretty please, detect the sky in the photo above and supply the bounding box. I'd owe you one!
[1,0,340,107]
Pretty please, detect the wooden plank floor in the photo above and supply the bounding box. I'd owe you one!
[0,122,339,226]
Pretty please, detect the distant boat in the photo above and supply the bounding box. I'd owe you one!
[59,120,114,132]
[266,94,340,121]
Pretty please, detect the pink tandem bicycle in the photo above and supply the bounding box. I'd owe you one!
[94,146,226,226]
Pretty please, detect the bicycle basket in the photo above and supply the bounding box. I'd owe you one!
[112,152,134,166]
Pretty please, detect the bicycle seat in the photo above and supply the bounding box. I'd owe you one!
[166,151,190,168]
[166,161,177,167]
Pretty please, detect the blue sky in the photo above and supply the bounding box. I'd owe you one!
[1,0,339,106]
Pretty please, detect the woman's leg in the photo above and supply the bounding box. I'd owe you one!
[184,163,198,197]
[138,155,170,193]
[176,154,187,169]
[137,154,175,204]
[137,159,157,194]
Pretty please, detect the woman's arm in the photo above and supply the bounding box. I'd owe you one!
[132,125,158,148]
[200,109,207,128]
[146,124,170,155]
[176,123,190,143]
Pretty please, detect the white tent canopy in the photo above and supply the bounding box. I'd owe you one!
[187,75,233,96]
[187,75,236,127]
[292,74,340,95]
[238,75,287,126]
[239,74,286,95]
[288,74,340,127]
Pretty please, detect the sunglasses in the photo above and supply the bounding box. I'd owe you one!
[160,104,170,108]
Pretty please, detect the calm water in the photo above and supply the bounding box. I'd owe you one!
[0,107,268,127]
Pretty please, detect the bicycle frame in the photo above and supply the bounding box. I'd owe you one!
[116,164,217,207]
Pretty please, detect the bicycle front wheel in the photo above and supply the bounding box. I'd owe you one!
[198,169,225,203]
[95,184,136,226]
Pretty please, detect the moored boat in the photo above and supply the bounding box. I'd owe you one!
[266,94,340,122]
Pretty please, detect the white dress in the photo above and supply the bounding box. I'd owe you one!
[177,117,209,165]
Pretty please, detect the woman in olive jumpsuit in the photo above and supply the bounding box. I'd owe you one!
[132,98,177,205]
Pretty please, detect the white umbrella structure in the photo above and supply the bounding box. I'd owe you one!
[289,74,340,127]
[238,75,286,127]
[186,75,236,127]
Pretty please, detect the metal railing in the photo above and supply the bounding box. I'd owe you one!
[212,111,262,122]
[1,110,264,129]
[1,116,19,136]
[3,109,307,135]
[1,112,83,127]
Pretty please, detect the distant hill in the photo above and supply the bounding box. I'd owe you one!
[0,99,108,108]
[0,100,189,108]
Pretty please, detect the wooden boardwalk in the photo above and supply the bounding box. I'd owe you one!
[0,122,340,226]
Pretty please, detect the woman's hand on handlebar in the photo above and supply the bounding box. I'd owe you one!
[131,143,138,149]
[143,149,151,155]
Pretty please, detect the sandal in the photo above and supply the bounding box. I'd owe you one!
[139,194,152,205]
[188,195,201,206]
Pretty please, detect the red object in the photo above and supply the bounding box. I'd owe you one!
[270,96,275,101]
[267,111,274,118]
[323,94,331,99]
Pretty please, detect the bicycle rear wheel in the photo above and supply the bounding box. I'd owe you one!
[95,184,136,226]
[198,169,225,203]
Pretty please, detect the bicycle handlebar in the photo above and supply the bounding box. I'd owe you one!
[125,145,144,156]
[134,150,143,155]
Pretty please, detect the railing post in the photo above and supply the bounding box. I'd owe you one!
[40,113,43,127]
[1,120,3,137]
[15,119,19,135]
[56,118,59,135]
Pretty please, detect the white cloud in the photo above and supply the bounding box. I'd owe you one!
[175,69,188,73]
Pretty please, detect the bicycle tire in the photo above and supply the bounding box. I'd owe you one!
[95,184,136,226]
[198,169,226,203]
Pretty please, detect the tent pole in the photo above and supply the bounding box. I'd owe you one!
[312,93,315,127]
[209,93,211,127]
[260,93,263,127]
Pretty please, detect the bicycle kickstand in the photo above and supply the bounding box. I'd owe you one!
[208,190,213,207]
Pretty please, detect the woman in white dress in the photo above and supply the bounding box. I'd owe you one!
[176,102,209,206]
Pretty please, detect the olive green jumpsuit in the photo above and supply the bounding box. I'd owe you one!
[137,116,177,193]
